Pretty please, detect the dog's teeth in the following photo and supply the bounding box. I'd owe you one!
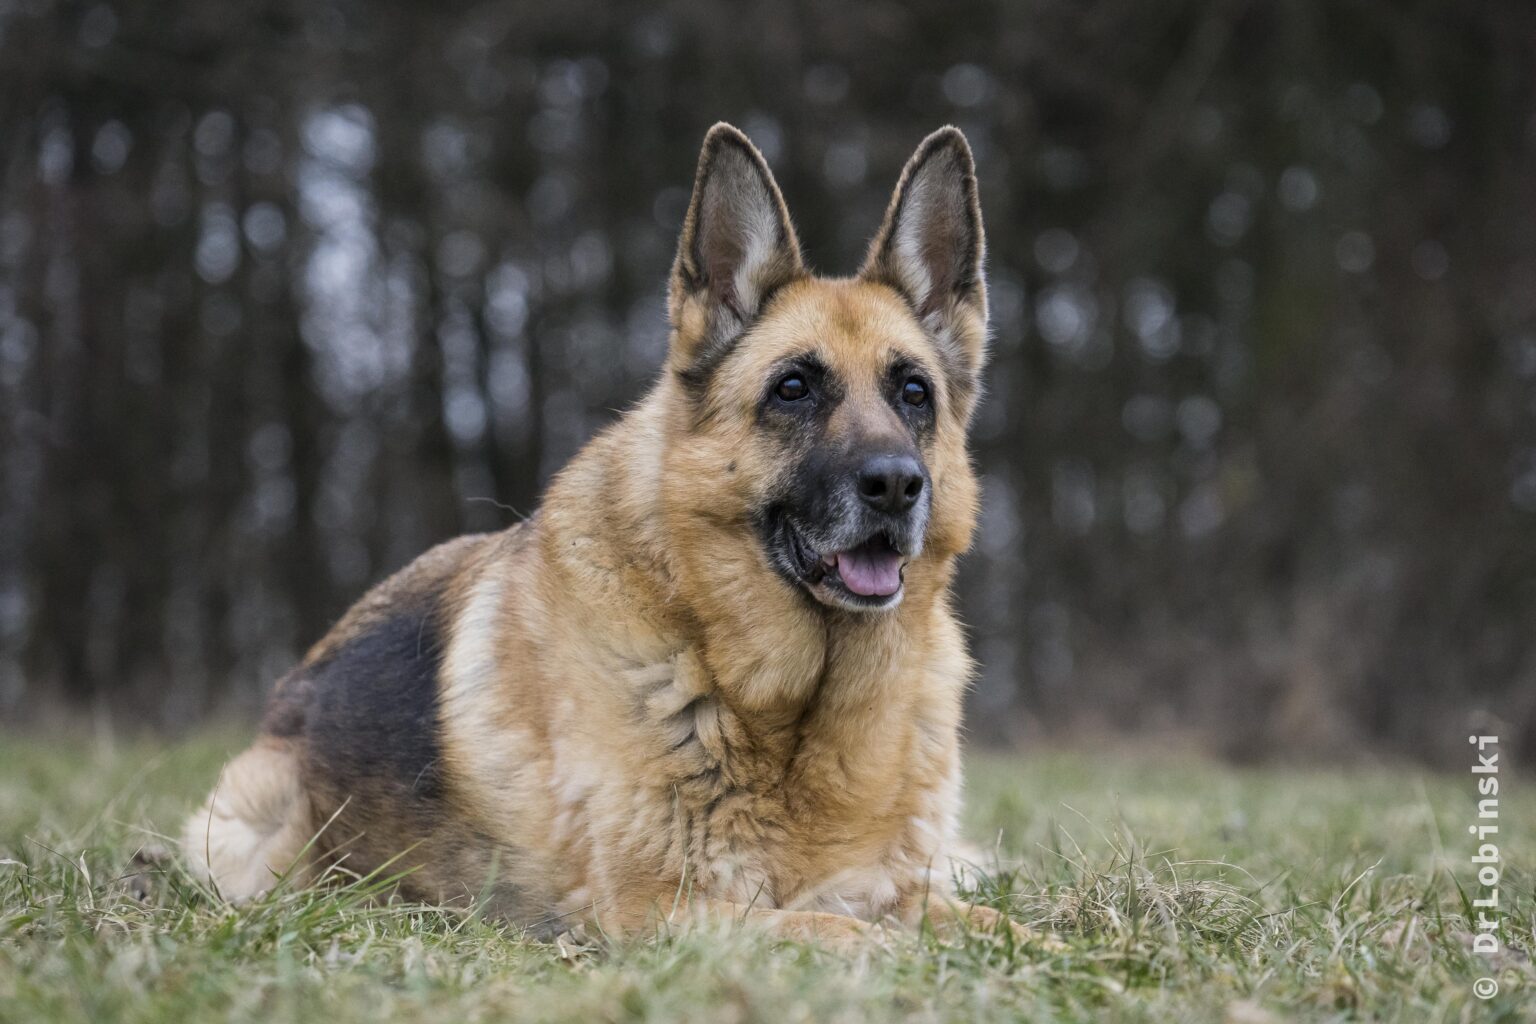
[820,553,836,566]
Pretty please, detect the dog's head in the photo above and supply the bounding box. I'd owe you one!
[661,124,986,614]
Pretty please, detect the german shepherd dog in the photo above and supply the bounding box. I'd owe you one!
[183,123,1016,946]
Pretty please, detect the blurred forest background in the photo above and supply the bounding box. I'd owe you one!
[2,0,1533,765]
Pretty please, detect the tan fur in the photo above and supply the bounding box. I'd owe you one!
[183,125,1023,946]
[181,737,314,899]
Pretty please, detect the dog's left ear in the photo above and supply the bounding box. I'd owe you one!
[669,123,805,372]
[861,127,988,381]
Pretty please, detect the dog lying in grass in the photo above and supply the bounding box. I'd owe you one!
[184,122,1029,948]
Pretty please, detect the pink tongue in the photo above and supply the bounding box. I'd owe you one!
[835,544,903,597]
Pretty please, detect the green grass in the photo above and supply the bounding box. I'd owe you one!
[1,730,1531,1022]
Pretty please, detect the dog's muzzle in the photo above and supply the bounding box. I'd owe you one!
[765,464,931,612]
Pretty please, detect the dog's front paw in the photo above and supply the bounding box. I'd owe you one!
[922,901,1067,952]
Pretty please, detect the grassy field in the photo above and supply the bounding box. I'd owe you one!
[0,729,1530,1023]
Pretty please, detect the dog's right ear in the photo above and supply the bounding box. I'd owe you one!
[668,123,804,375]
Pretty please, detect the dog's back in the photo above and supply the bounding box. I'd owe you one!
[183,532,540,914]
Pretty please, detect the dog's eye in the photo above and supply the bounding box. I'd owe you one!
[901,378,928,407]
[775,375,810,402]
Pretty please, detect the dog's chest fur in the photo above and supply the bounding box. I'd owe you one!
[536,637,962,922]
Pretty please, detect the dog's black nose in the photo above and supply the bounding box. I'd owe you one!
[855,454,925,515]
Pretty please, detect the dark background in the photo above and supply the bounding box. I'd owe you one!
[3,1,1533,764]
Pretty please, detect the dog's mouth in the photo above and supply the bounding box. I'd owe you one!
[779,517,908,611]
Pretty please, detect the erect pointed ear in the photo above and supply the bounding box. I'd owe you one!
[860,127,988,380]
[668,123,805,374]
